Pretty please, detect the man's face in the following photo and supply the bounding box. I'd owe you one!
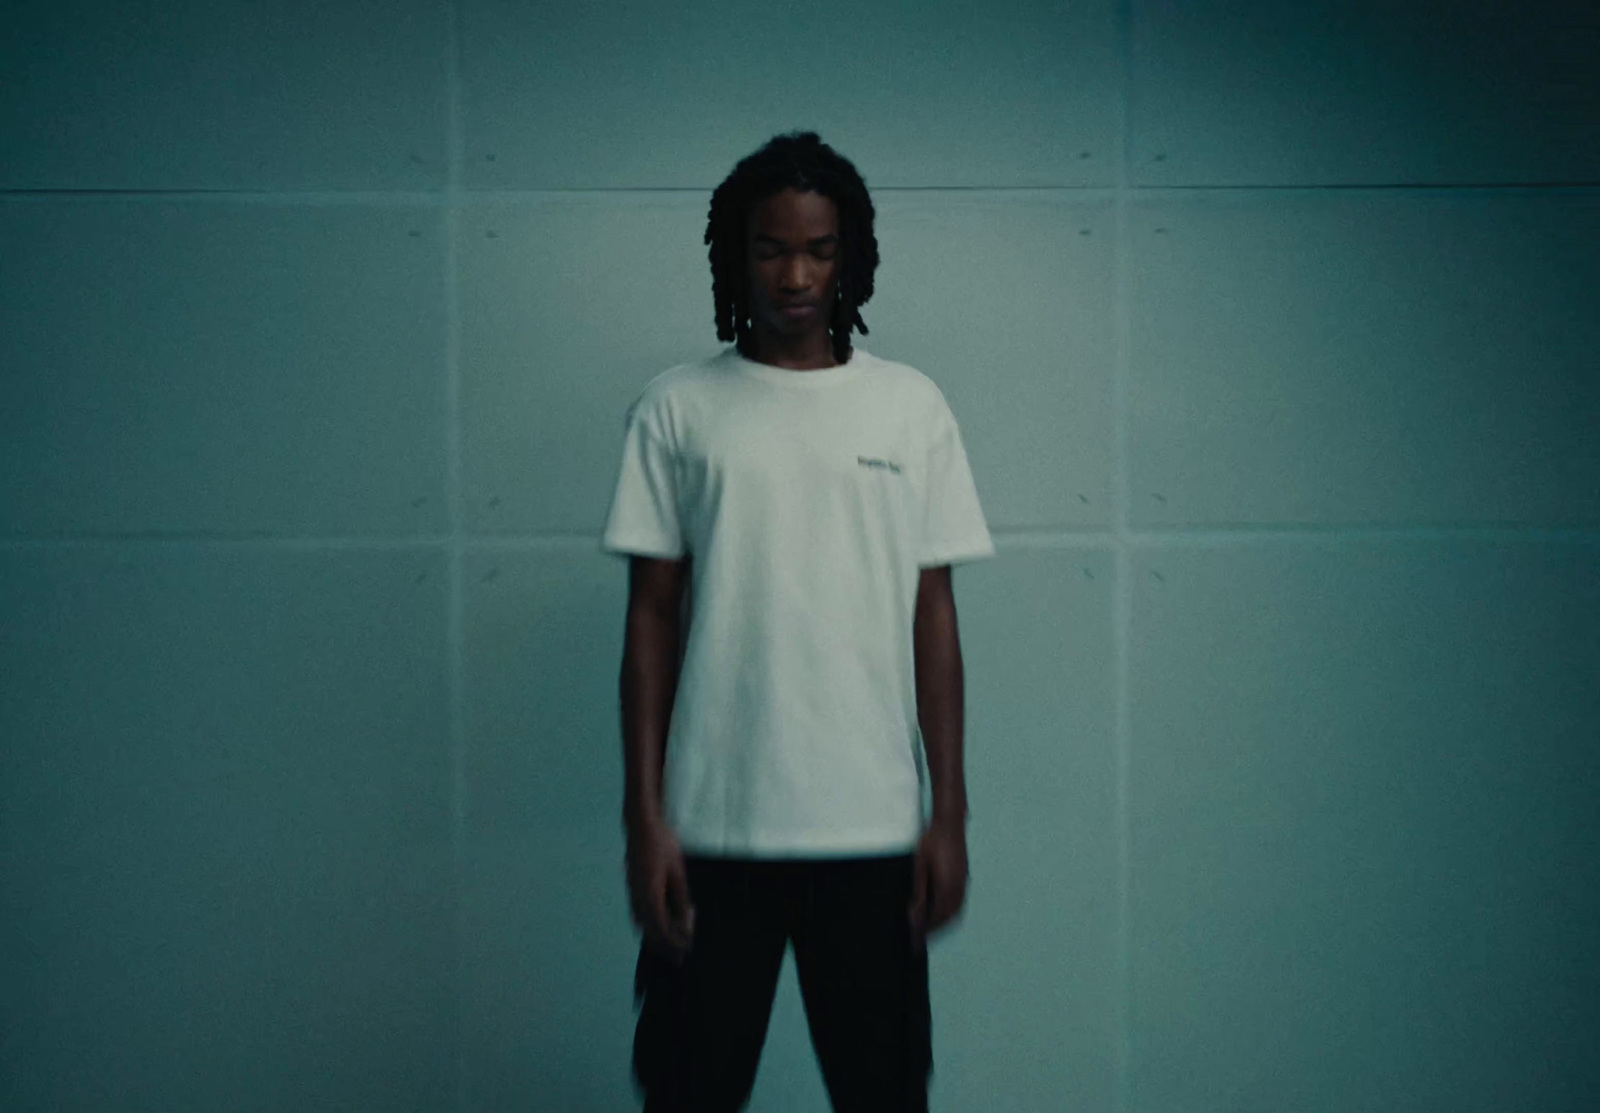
[744,188,841,339]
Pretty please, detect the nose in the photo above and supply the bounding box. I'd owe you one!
[781,255,813,292]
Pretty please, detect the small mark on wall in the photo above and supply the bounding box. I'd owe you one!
[482,567,499,583]
[1151,493,1167,504]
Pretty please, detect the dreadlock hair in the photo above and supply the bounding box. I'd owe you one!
[705,131,879,367]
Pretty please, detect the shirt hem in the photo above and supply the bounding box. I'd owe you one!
[674,830,924,858]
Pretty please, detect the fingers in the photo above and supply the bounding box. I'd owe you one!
[627,845,696,966]
[651,877,670,944]
[907,855,927,935]
[668,869,694,949]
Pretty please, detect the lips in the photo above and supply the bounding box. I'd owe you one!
[779,303,816,316]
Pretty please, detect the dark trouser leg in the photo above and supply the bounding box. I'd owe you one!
[789,854,932,1113]
[632,856,789,1112]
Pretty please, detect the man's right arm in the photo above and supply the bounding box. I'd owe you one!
[620,555,689,833]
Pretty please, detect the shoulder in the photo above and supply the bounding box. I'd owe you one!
[857,351,951,415]
[861,351,961,437]
[623,353,720,429]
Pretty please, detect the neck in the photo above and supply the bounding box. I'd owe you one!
[741,325,843,370]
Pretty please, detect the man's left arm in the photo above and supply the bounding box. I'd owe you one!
[915,564,968,825]
[909,563,970,941]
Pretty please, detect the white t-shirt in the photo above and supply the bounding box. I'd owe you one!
[600,344,995,857]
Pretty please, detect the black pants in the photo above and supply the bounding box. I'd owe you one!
[631,852,932,1112]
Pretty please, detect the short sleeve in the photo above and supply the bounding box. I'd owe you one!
[918,398,996,568]
[600,395,685,559]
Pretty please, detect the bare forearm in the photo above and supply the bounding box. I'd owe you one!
[621,607,680,833]
[914,601,968,826]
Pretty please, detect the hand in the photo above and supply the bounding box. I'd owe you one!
[908,817,968,950]
[626,820,696,965]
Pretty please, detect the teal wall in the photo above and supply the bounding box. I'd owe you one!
[2,1,1597,1110]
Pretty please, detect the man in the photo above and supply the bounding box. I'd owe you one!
[601,130,994,1112]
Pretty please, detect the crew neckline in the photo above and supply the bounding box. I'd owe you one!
[727,344,868,386]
